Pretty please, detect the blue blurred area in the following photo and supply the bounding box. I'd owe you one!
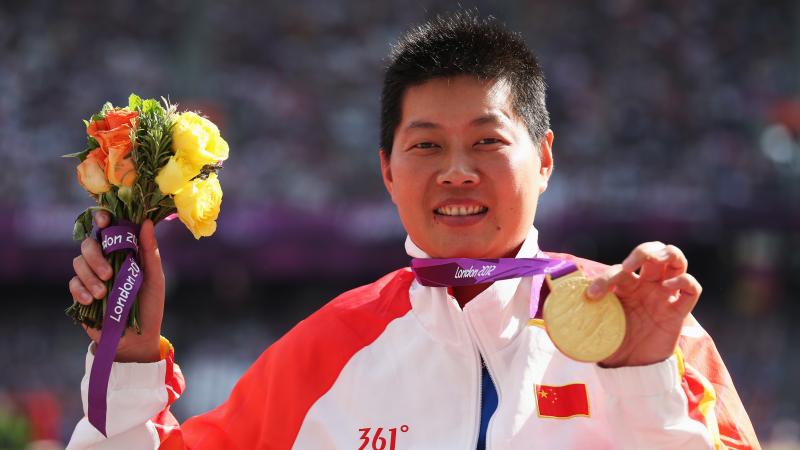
[0,0,798,447]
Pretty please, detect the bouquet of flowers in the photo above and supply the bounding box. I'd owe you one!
[65,93,228,331]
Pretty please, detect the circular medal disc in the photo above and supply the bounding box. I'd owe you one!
[543,275,626,363]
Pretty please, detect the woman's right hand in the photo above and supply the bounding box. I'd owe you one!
[68,210,166,363]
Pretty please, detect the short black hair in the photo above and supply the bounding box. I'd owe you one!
[380,11,550,155]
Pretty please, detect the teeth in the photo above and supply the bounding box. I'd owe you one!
[436,205,487,216]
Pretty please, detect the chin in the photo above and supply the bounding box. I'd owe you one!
[428,238,496,259]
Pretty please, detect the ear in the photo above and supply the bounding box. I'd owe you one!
[537,130,555,194]
[379,148,394,197]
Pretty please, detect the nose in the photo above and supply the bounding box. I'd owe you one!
[436,150,480,186]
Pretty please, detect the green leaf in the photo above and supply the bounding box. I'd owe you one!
[73,218,87,241]
[128,93,143,111]
[158,196,175,209]
[103,191,120,213]
[117,186,134,208]
[143,99,161,114]
[72,209,95,241]
[89,102,113,122]
[87,206,116,217]
[82,210,94,237]
[148,190,165,208]
[62,148,90,161]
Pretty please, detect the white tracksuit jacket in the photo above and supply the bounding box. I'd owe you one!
[68,227,760,449]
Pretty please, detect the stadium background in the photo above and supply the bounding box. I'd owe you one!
[1,0,798,448]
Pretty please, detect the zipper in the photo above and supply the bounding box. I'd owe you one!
[483,364,500,450]
[448,292,502,450]
[447,293,485,450]
[475,355,483,450]
[463,307,501,450]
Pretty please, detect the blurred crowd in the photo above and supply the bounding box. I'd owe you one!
[0,0,797,221]
[1,0,798,447]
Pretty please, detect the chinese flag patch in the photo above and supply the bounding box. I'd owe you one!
[535,384,590,418]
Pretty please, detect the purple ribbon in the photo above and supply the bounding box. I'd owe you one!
[410,257,578,317]
[87,221,143,436]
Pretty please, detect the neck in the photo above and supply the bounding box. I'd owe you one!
[452,283,492,308]
[451,241,526,308]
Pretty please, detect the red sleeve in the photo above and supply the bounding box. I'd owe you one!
[149,269,414,450]
[150,340,187,450]
[677,322,761,450]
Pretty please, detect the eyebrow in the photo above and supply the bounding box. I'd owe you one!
[469,113,507,127]
[405,113,508,131]
[406,120,440,130]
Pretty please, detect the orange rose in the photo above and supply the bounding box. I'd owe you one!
[86,108,139,187]
[86,117,109,140]
[87,108,138,157]
[105,136,136,187]
[107,146,137,187]
[87,109,138,141]
[94,127,131,157]
[76,148,112,194]
[103,109,138,129]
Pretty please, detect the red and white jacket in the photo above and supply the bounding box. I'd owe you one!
[67,228,760,449]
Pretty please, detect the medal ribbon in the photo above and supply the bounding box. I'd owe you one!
[410,257,578,317]
[87,221,143,436]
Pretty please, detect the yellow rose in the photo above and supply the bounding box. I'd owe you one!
[174,172,222,239]
[155,156,195,195]
[76,149,112,194]
[172,112,229,168]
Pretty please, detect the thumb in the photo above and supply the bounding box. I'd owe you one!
[94,210,111,229]
[138,219,163,278]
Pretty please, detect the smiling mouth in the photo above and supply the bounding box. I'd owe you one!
[434,205,489,216]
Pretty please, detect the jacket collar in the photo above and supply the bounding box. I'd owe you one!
[405,227,546,353]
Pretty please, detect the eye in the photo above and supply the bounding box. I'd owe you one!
[411,142,439,150]
[476,138,502,145]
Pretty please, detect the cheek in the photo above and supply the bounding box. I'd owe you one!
[494,157,535,196]
[492,152,541,213]
[388,160,430,213]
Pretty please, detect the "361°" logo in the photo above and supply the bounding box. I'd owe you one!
[357,425,410,450]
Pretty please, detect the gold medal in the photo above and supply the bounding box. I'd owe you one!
[542,271,626,363]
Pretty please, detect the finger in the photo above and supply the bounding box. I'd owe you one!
[621,241,667,274]
[73,255,106,299]
[640,245,687,282]
[662,245,688,279]
[639,256,666,282]
[139,219,163,279]
[81,238,113,281]
[69,276,94,305]
[94,210,111,229]
[662,273,702,316]
[626,242,671,282]
[82,323,101,344]
[586,264,639,300]
[137,219,166,336]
